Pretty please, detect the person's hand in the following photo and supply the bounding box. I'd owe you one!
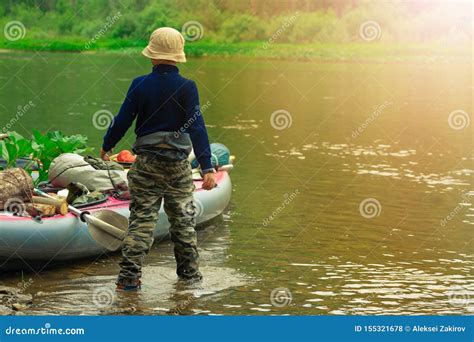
[202,172,216,190]
[100,148,112,161]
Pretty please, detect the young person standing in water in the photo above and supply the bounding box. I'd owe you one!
[100,27,216,291]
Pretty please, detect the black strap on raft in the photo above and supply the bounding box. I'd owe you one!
[48,163,90,184]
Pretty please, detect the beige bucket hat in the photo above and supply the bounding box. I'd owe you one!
[142,27,186,63]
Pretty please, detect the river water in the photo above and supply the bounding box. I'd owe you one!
[0,52,472,315]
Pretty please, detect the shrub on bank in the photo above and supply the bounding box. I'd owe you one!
[219,15,266,43]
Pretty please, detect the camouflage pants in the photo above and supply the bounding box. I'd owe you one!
[117,155,201,286]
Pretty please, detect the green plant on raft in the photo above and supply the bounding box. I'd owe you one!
[0,130,94,183]
[31,130,94,182]
[0,131,33,169]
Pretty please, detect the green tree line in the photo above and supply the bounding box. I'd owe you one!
[0,0,471,45]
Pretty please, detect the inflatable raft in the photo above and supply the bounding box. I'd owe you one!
[0,171,232,269]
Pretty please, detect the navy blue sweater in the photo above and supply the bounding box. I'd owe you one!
[102,64,212,171]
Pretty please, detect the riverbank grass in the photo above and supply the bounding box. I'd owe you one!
[0,39,469,61]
